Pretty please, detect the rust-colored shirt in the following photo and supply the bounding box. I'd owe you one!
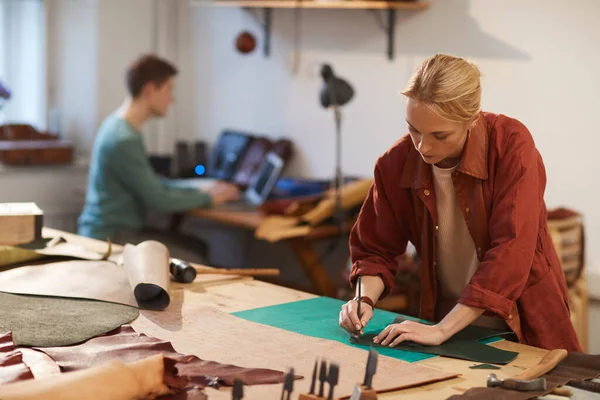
[349,112,581,351]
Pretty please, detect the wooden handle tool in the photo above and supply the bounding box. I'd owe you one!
[503,349,570,396]
[195,267,280,277]
[513,349,568,381]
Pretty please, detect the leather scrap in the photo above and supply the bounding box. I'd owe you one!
[35,325,292,387]
[0,331,205,399]
[0,331,33,385]
[469,363,500,370]
[447,352,600,400]
[0,291,139,347]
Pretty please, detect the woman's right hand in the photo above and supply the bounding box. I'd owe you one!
[339,299,374,336]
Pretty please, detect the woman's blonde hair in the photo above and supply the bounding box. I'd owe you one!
[402,54,481,123]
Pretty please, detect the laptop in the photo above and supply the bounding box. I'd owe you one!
[173,152,284,211]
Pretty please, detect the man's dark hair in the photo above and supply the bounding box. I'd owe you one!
[126,54,178,98]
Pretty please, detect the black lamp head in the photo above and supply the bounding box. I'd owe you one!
[319,64,354,108]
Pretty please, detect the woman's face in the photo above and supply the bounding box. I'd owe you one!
[406,98,473,168]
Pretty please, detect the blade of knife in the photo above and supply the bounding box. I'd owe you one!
[364,348,378,389]
[232,378,244,400]
[309,359,318,394]
[319,360,328,397]
[327,363,340,400]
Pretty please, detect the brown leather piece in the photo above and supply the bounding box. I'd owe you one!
[162,387,208,400]
[0,331,205,399]
[447,352,600,400]
[35,325,290,388]
[0,331,34,385]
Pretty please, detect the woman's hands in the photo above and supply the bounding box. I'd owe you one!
[373,320,447,347]
[373,303,485,347]
[339,299,374,336]
[339,275,384,336]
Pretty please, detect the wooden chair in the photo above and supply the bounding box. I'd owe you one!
[547,208,587,351]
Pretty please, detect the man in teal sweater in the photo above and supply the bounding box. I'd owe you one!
[78,54,239,246]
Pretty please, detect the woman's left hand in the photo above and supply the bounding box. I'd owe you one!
[374,320,448,347]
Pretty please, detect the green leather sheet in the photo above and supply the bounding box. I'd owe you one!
[349,315,518,365]
[349,334,517,365]
[0,291,139,347]
[232,297,516,364]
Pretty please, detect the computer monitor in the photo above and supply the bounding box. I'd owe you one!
[245,152,284,205]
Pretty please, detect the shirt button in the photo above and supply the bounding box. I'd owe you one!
[465,207,470,213]
[435,225,439,231]
[508,314,513,320]
[424,189,430,196]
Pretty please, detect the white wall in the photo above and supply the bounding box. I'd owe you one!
[46,0,183,155]
[179,0,600,270]
[46,0,99,152]
[0,0,46,129]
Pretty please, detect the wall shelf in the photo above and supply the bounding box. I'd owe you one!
[205,1,428,10]
[193,0,429,60]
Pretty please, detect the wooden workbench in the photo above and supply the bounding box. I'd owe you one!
[187,208,347,298]
[42,228,552,399]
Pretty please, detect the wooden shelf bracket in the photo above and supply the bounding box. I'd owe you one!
[370,9,396,61]
[205,1,431,60]
[386,9,396,61]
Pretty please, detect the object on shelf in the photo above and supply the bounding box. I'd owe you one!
[0,124,73,165]
[235,31,257,54]
[193,0,429,60]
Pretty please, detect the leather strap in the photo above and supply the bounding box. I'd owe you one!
[353,296,374,309]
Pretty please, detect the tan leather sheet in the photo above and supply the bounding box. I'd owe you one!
[0,258,242,310]
[0,237,111,268]
[122,241,171,310]
[0,240,241,312]
[0,261,137,307]
[132,308,459,399]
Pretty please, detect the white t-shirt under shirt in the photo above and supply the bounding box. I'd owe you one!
[431,164,508,330]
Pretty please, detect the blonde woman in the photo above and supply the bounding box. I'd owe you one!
[339,54,581,351]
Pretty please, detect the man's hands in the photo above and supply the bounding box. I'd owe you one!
[206,181,240,205]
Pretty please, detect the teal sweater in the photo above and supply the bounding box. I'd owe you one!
[78,114,211,240]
